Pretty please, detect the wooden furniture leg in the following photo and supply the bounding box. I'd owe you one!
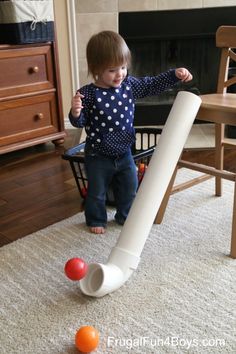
[230,180,236,258]
[215,123,224,196]
[154,165,178,224]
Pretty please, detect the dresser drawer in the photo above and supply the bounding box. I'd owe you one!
[0,93,60,146]
[0,41,65,154]
[0,45,54,98]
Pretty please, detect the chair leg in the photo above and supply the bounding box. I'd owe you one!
[154,165,178,224]
[230,180,236,258]
[215,123,224,196]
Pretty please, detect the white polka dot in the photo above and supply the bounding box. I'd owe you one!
[118,101,122,106]
[115,89,119,93]
[97,98,102,102]
[109,128,113,132]
[94,116,98,120]
[105,103,110,108]
[113,108,117,113]
[123,94,127,98]
[101,122,106,127]
[107,116,112,120]
[115,121,119,125]
[102,92,107,95]
[97,138,101,143]
[96,128,99,132]
[111,96,115,100]
[99,110,104,115]
[120,114,124,118]
[125,107,128,111]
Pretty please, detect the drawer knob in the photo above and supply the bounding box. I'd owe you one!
[31,66,39,73]
[35,113,44,120]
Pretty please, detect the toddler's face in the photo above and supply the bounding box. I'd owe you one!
[96,64,127,88]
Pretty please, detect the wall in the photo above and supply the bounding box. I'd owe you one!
[54,0,73,120]
[75,0,236,87]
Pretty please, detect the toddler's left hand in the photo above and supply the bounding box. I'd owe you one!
[175,68,193,82]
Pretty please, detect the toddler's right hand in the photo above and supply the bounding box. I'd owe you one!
[71,92,84,117]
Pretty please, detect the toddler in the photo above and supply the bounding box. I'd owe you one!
[69,30,193,234]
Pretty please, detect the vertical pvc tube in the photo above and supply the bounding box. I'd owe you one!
[80,91,201,297]
[116,91,201,254]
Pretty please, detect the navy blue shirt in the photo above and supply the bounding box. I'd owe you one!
[69,70,179,157]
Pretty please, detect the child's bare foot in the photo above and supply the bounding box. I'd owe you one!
[90,226,105,234]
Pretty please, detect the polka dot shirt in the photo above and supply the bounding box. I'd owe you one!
[69,69,179,157]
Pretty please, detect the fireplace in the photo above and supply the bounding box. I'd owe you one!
[119,6,236,126]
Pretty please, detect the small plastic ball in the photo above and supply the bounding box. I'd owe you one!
[75,325,99,353]
[138,163,147,173]
[81,187,87,198]
[64,258,88,281]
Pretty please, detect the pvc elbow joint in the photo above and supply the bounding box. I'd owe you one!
[79,247,140,297]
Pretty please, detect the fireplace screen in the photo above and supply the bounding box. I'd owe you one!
[129,37,219,104]
[119,6,236,125]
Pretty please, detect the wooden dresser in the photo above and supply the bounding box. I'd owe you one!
[0,42,66,154]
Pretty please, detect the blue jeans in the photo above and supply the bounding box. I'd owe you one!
[84,148,138,227]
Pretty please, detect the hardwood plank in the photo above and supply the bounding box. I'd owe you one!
[0,198,7,206]
[0,232,12,247]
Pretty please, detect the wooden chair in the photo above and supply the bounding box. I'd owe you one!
[155,25,236,259]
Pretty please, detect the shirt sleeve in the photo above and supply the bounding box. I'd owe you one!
[126,69,180,99]
[68,85,92,128]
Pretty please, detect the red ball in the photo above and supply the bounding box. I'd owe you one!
[81,187,87,198]
[64,258,88,281]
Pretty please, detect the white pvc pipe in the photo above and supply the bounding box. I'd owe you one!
[80,91,202,297]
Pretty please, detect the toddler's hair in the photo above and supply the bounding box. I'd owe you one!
[86,30,131,79]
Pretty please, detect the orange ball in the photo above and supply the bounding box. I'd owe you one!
[75,325,99,353]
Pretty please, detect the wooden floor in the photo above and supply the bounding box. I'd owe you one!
[1,129,236,247]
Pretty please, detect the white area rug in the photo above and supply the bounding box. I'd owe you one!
[1,169,236,354]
